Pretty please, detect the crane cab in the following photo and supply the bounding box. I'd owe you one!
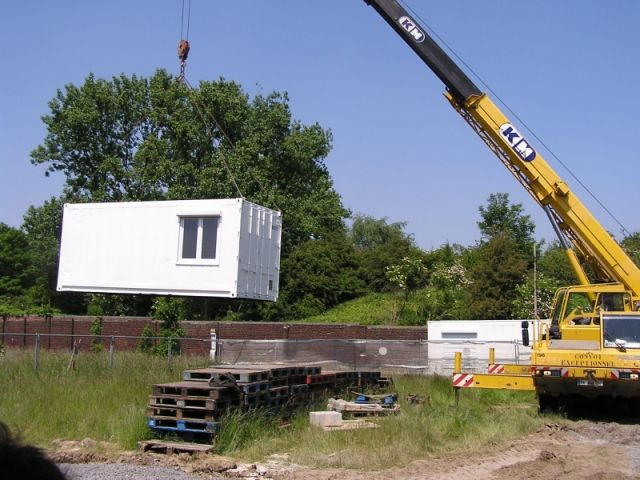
[547,284,634,343]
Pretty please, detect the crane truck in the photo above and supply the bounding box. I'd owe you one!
[365,0,640,410]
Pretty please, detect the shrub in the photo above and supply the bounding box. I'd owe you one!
[89,317,103,352]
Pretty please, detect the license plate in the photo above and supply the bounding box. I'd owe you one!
[577,379,603,387]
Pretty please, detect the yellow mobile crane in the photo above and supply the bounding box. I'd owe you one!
[365,0,640,409]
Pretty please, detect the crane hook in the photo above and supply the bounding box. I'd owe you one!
[178,40,190,80]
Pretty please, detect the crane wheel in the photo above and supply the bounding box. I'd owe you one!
[538,393,560,413]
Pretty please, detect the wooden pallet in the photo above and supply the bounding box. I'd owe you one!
[147,406,220,422]
[306,373,337,385]
[183,367,269,383]
[238,381,269,394]
[243,391,270,407]
[269,377,289,388]
[139,439,213,454]
[148,417,220,434]
[289,384,309,395]
[269,386,289,399]
[148,394,240,410]
[149,395,242,410]
[152,382,239,399]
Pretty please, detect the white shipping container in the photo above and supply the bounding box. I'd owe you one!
[57,198,281,301]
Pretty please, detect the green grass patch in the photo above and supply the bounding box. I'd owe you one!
[302,291,426,325]
[0,349,208,449]
[227,376,546,470]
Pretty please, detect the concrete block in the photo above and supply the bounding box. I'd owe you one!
[309,411,342,428]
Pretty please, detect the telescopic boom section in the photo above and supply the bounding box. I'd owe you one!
[365,0,640,299]
[363,0,481,104]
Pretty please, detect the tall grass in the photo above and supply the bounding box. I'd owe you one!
[0,349,208,449]
[1,351,549,468]
[228,376,545,470]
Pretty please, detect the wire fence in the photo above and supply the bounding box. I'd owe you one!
[1,333,529,375]
[0,332,212,371]
[215,338,530,375]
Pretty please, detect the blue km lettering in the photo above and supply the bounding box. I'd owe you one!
[501,126,520,144]
[401,18,412,28]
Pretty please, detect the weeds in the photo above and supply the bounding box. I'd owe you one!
[232,375,544,470]
[1,351,547,469]
[0,349,207,449]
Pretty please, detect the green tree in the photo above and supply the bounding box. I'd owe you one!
[621,232,640,268]
[537,241,576,286]
[417,259,472,320]
[349,215,419,292]
[21,197,86,312]
[478,193,535,254]
[0,224,33,297]
[385,257,427,298]
[511,273,562,319]
[277,232,365,319]
[468,233,528,319]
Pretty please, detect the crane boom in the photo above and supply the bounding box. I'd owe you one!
[365,0,640,299]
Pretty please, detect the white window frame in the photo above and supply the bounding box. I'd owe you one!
[176,214,221,266]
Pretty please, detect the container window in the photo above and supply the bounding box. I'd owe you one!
[181,218,198,259]
[179,216,219,262]
[201,217,218,259]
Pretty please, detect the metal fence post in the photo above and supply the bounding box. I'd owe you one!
[167,337,173,370]
[33,333,40,371]
[108,336,115,370]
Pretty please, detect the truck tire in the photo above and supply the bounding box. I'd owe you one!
[538,393,559,413]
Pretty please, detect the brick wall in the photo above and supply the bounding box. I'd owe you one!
[0,316,427,355]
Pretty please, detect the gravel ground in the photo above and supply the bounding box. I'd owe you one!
[60,463,208,480]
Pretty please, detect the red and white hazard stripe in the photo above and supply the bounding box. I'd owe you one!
[611,368,640,379]
[452,373,475,388]
[488,364,505,374]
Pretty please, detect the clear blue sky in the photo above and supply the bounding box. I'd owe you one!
[1,1,638,250]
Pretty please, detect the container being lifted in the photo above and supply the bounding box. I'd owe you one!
[57,198,281,301]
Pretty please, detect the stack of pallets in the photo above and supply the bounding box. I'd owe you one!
[147,364,385,439]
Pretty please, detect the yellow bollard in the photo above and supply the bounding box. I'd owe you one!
[489,347,495,365]
[453,351,462,406]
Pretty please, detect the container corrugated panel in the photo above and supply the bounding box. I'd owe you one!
[57,198,281,301]
[236,201,282,300]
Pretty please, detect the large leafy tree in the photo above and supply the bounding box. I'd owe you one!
[465,193,535,318]
[28,70,350,318]
[468,232,528,319]
[349,215,419,292]
[478,192,535,256]
[277,232,365,319]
